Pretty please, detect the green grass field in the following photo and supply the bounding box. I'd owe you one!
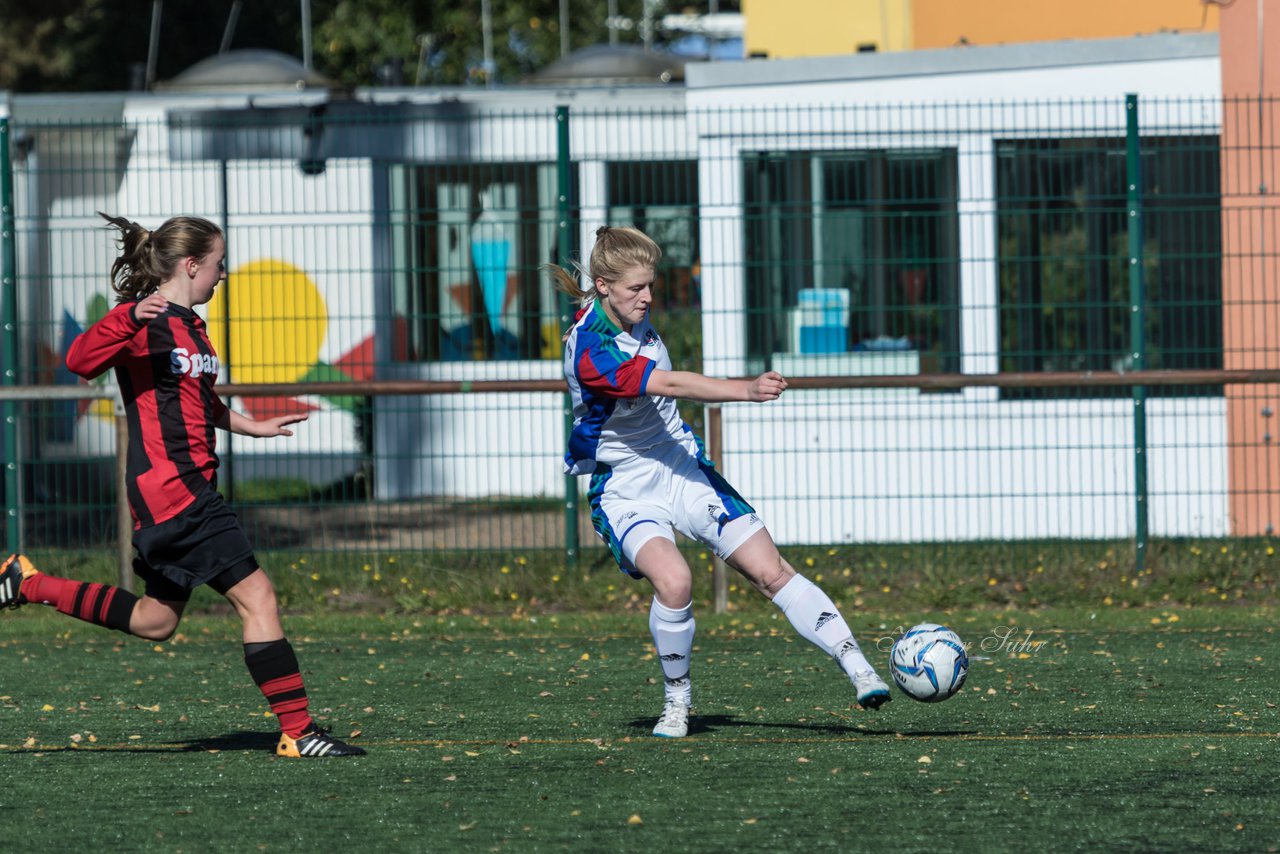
[1,604,1276,853]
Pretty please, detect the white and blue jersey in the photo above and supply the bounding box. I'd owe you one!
[563,300,763,573]
[563,300,690,476]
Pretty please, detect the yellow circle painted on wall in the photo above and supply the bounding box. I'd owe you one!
[206,259,328,385]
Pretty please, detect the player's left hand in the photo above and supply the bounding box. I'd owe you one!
[252,413,309,438]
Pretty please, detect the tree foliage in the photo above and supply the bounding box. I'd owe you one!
[0,0,704,92]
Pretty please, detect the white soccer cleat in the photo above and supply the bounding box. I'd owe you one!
[652,698,691,738]
[853,670,892,710]
[276,726,366,758]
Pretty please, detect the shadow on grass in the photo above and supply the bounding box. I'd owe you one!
[182,730,282,752]
[625,713,962,738]
[2,730,281,755]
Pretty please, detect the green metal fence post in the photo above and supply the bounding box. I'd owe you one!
[1,117,21,555]
[218,160,235,503]
[557,105,578,571]
[1125,93,1149,572]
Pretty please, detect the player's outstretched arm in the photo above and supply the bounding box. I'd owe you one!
[218,409,309,438]
[646,369,787,403]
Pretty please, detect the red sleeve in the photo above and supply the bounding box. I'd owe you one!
[65,303,144,380]
[576,350,656,399]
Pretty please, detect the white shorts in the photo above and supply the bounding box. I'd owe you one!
[587,440,766,576]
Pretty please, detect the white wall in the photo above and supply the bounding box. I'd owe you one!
[716,394,1227,544]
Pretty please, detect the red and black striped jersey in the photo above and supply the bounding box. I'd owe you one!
[66,301,229,528]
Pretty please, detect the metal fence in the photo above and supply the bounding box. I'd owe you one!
[2,94,1277,571]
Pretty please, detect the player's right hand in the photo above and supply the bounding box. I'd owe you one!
[748,370,787,402]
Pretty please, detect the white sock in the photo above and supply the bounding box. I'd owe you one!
[772,574,875,677]
[649,598,694,705]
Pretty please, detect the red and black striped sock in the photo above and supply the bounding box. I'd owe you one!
[244,638,314,738]
[22,573,138,633]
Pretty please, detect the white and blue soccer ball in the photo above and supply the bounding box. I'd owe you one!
[890,623,969,703]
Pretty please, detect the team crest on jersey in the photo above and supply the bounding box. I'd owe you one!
[642,329,659,347]
[170,347,219,378]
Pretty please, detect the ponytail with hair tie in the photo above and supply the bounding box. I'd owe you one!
[98,210,222,304]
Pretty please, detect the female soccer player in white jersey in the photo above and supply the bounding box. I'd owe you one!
[548,226,890,738]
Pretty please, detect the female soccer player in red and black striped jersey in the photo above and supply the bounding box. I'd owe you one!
[0,213,363,758]
[547,226,890,740]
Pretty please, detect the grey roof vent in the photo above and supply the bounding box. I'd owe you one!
[523,44,686,86]
[158,49,338,92]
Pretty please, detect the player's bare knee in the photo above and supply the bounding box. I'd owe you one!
[653,578,693,608]
[753,562,794,598]
[226,580,278,620]
[249,586,279,614]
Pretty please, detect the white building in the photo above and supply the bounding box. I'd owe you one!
[2,34,1231,543]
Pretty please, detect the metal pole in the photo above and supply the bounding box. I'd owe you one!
[301,0,313,71]
[707,405,728,613]
[219,162,235,504]
[560,0,570,58]
[1125,93,1149,572]
[220,0,242,53]
[145,1,163,90]
[481,0,495,85]
[0,118,21,554]
[557,106,578,571]
[115,400,134,591]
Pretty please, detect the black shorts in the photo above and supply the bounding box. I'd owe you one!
[131,488,259,602]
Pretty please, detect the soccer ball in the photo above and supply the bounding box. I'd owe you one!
[889,623,969,702]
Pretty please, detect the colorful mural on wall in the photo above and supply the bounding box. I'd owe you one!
[52,258,379,446]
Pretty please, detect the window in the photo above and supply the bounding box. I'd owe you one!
[607,160,701,367]
[390,162,563,362]
[744,149,961,375]
[995,136,1222,397]
[389,160,699,365]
